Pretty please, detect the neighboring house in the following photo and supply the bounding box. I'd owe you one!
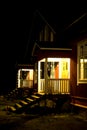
[17,11,87,108]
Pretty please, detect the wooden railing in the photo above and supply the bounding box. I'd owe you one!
[39,79,70,94]
[18,79,33,88]
[23,80,33,88]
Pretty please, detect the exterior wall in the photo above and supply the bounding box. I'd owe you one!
[33,62,38,91]
[70,43,77,96]
[70,37,87,107]
[36,50,72,61]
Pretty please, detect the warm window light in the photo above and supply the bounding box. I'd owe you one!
[18,69,33,88]
[18,70,21,88]
[39,58,45,62]
[80,59,87,80]
[48,58,61,62]
[38,58,70,93]
[84,59,87,62]
[80,59,83,62]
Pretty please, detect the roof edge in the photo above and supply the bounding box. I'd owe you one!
[40,48,72,51]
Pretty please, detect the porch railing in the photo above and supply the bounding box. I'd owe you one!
[18,79,33,88]
[23,80,33,88]
[39,79,70,94]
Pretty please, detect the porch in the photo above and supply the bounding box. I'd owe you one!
[37,58,70,95]
[39,79,70,94]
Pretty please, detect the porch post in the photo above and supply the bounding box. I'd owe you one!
[38,61,40,93]
[44,58,48,94]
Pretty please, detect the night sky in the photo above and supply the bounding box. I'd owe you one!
[0,1,87,94]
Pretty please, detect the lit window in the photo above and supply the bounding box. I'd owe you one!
[78,42,87,83]
[80,59,87,79]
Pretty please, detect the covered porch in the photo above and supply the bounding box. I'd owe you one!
[17,68,33,88]
[37,58,70,94]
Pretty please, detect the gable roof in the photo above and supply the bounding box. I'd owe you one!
[24,10,57,61]
[60,12,87,43]
[22,9,87,64]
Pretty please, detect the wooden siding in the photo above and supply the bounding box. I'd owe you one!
[36,50,72,61]
[70,37,87,108]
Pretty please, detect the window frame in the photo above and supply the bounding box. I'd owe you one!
[77,40,87,84]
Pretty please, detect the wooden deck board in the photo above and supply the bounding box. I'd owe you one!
[26,98,34,102]
[20,100,28,105]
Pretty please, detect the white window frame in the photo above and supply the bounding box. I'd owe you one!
[77,40,87,84]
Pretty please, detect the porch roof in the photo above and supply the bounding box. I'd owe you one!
[32,41,72,56]
[16,64,34,69]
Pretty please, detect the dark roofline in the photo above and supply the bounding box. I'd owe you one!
[32,42,72,56]
[40,48,72,51]
[34,10,56,34]
[63,12,87,32]
[24,10,56,59]
[58,12,87,43]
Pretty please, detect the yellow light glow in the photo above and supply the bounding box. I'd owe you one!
[17,69,33,88]
[38,58,70,93]
[84,59,87,62]
[80,59,87,63]
[39,58,45,62]
[38,61,41,92]
[18,69,20,88]
[48,58,61,62]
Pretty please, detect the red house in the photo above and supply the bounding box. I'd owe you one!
[17,11,87,109]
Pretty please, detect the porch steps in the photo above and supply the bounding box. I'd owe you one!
[15,103,22,108]
[7,93,45,113]
[6,88,33,99]
[9,106,16,112]
[26,98,34,102]
[31,95,40,99]
[20,100,28,105]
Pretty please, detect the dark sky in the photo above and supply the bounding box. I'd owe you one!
[1,1,86,62]
[0,1,87,92]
